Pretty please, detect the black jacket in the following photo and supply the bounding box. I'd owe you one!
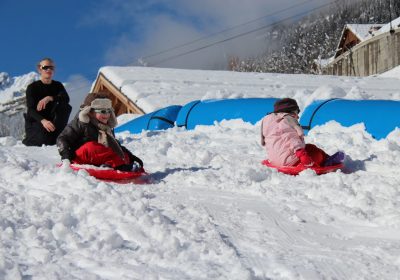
[56,114,143,167]
[23,80,71,146]
[25,80,70,123]
[57,114,101,160]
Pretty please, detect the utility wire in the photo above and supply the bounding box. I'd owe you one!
[149,0,339,66]
[139,0,319,61]
[65,0,338,93]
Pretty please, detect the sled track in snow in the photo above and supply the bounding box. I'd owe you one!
[177,189,395,280]
[202,201,347,279]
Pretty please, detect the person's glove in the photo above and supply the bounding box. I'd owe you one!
[121,146,143,168]
[295,148,314,167]
[131,154,144,168]
[59,148,72,164]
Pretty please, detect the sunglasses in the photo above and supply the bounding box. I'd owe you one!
[40,65,55,71]
[92,108,113,114]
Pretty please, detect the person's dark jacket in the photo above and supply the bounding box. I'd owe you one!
[56,113,143,167]
[23,80,71,146]
[25,80,70,122]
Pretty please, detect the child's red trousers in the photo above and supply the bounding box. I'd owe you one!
[72,141,130,168]
[303,144,329,166]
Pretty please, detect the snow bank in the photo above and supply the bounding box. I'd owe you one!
[1,119,400,279]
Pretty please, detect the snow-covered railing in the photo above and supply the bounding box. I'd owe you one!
[0,96,26,139]
[0,96,26,114]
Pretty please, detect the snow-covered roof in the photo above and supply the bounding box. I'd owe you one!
[374,16,400,35]
[98,66,400,114]
[344,23,384,41]
[341,17,400,45]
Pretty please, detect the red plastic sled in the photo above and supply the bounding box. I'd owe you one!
[262,160,343,175]
[66,164,150,184]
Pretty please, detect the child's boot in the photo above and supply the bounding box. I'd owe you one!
[323,151,345,166]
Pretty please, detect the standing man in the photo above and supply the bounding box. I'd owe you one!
[23,58,72,146]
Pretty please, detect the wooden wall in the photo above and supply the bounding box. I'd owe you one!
[92,73,145,116]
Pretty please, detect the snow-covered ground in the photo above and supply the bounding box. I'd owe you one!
[1,67,400,279]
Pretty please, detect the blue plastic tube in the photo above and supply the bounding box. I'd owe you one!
[300,99,400,139]
[115,105,182,134]
[176,98,278,129]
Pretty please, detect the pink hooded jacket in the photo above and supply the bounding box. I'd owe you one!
[261,112,305,166]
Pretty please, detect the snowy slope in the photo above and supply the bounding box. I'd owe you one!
[1,68,400,279]
[380,65,400,79]
[1,120,400,280]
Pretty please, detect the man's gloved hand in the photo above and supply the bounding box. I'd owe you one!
[295,148,314,167]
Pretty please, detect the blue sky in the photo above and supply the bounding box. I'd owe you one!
[0,0,334,85]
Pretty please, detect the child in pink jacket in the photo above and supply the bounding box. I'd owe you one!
[261,98,344,167]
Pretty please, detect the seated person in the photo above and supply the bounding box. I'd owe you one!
[23,57,71,146]
[56,92,143,171]
[261,98,344,167]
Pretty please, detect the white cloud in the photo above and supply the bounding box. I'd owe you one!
[86,0,336,69]
[64,74,92,119]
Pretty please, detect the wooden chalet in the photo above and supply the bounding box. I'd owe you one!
[321,17,400,76]
[91,72,145,116]
[334,24,383,58]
